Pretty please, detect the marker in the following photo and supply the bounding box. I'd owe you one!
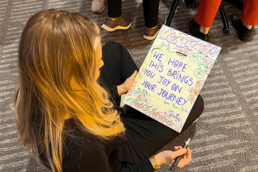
[176,51,187,57]
[169,138,191,172]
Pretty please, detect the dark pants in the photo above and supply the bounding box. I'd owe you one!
[99,42,204,163]
[107,0,160,28]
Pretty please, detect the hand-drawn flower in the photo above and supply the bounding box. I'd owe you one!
[195,80,203,89]
[194,68,204,79]
[189,52,201,62]
[188,87,200,103]
[198,63,208,71]
[133,88,147,97]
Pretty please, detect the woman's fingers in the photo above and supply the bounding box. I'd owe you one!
[186,147,192,161]
[129,70,137,81]
[171,148,187,160]
[178,147,192,168]
[127,70,137,85]
[157,148,191,167]
[174,146,182,151]
[121,70,138,94]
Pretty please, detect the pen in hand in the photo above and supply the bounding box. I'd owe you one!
[169,138,191,172]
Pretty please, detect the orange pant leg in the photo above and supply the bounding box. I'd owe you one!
[241,0,258,26]
[194,0,222,27]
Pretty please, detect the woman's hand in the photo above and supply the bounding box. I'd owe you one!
[117,70,137,95]
[154,146,192,168]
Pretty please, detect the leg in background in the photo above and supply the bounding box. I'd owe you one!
[195,0,222,28]
[102,0,132,32]
[142,0,162,40]
[241,0,258,26]
[189,0,221,41]
[107,0,122,18]
[142,0,160,28]
[199,26,211,35]
[231,0,258,41]
[91,0,106,13]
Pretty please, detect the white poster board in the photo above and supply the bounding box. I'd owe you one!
[124,25,221,133]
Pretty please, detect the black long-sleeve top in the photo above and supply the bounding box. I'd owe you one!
[40,86,155,172]
[60,118,154,172]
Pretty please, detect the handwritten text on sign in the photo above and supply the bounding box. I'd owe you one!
[124,25,221,132]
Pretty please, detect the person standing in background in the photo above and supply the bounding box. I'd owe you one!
[102,0,163,40]
[91,0,106,13]
[189,0,258,42]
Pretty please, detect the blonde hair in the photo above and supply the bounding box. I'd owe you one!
[15,9,125,172]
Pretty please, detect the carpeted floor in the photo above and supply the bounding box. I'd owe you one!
[0,0,258,171]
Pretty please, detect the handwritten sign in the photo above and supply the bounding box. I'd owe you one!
[124,25,221,133]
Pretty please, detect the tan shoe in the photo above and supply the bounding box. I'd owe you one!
[143,19,163,41]
[102,16,132,32]
[91,0,105,13]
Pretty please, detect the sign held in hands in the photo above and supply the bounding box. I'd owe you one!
[124,25,221,133]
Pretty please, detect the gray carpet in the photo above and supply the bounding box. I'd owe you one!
[0,0,258,171]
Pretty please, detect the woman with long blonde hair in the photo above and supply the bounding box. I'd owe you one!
[15,9,204,172]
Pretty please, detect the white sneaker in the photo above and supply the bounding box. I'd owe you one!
[91,0,105,13]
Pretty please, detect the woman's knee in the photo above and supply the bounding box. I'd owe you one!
[197,95,205,114]
[188,95,205,119]
[102,41,123,61]
[103,41,124,54]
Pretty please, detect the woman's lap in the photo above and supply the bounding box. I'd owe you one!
[121,95,204,160]
[100,41,205,161]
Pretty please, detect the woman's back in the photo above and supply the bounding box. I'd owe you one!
[15,9,125,172]
[15,9,199,172]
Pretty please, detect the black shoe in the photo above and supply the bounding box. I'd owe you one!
[189,19,209,42]
[231,14,252,42]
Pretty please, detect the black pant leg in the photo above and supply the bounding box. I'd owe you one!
[142,0,160,28]
[107,0,122,18]
[122,95,204,159]
[99,42,138,105]
[100,41,138,86]
[182,95,204,130]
